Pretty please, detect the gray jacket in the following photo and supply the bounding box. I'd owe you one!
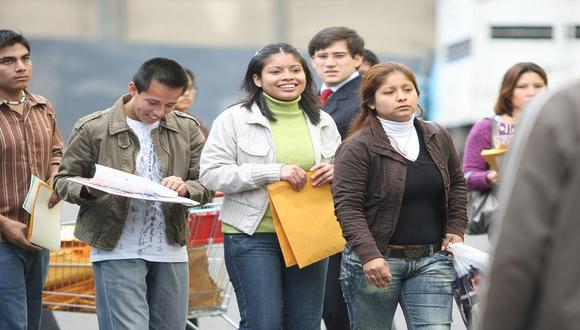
[55,95,211,250]
[200,102,341,234]
[480,82,580,330]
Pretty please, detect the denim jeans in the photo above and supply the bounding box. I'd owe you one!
[224,233,328,330]
[92,259,188,330]
[0,243,49,330]
[340,246,456,330]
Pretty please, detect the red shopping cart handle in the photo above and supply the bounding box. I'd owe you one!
[188,203,223,246]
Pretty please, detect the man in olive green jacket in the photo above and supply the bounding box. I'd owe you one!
[52,57,211,330]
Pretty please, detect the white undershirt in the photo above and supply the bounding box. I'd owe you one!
[91,118,187,263]
[378,115,419,161]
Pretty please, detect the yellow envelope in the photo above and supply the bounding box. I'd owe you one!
[267,173,345,269]
[481,148,507,172]
[271,205,297,267]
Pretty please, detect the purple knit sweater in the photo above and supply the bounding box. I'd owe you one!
[462,118,493,191]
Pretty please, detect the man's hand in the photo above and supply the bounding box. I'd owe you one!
[310,163,334,187]
[162,176,188,197]
[0,217,41,251]
[280,165,307,191]
[48,191,61,209]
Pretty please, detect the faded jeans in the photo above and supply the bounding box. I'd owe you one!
[0,243,49,330]
[340,246,456,330]
[224,233,328,330]
[92,259,188,330]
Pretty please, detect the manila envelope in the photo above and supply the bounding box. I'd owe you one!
[267,173,345,269]
[481,148,507,172]
[29,182,63,251]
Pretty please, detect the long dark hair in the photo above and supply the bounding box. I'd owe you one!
[348,62,422,137]
[240,43,320,125]
[494,62,548,116]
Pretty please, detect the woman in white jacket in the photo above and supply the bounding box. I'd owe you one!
[200,42,341,329]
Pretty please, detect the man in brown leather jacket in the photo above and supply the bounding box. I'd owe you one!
[480,81,580,330]
[52,58,211,330]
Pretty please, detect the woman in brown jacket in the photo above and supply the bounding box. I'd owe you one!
[333,62,468,329]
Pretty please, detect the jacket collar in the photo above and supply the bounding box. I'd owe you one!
[108,94,180,135]
[245,102,272,127]
[368,116,437,160]
[322,75,361,114]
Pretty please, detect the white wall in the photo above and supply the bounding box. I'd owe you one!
[433,0,580,126]
[1,0,435,57]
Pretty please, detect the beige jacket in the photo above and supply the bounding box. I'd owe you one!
[200,102,341,234]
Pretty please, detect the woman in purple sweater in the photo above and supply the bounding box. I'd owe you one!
[463,62,547,192]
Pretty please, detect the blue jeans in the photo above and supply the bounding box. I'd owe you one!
[0,243,49,330]
[340,246,456,330]
[224,233,328,330]
[92,259,188,330]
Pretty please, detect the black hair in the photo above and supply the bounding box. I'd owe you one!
[183,67,196,89]
[240,42,320,125]
[0,30,30,52]
[308,26,364,58]
[132,57,188,94]
[362,49,380,66]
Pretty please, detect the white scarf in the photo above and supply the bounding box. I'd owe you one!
[378,115,419,161]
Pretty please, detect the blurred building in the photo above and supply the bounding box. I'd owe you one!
[431,0,580,127]
[1,0,435,139]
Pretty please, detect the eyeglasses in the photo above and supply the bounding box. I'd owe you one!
[313,52,350,61]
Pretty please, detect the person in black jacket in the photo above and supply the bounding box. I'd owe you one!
[308,26,364,330]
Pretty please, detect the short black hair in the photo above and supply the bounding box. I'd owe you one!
[0,30,30,52]
[308,26,364,58]
[183,67,196,88]
[132,57,188,94]
[362,49,380,66]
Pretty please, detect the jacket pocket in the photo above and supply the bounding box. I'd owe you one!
[238,138,269,163]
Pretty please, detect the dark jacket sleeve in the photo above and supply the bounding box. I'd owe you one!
[440,127,468,237]
[333,140,382,264]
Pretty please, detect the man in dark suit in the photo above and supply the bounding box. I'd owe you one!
[308,26,364,330]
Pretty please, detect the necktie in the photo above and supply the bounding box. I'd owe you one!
[320,89,333,105]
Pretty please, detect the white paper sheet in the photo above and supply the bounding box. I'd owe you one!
[92,164,178,197]
[65,165,199,207]
[23,174,42,214]
[29,182,62,251]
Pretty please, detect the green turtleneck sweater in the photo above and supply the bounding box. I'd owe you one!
[222,93,315,234]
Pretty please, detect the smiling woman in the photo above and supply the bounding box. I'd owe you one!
[252,52,306,102]
[199,42,342,329]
